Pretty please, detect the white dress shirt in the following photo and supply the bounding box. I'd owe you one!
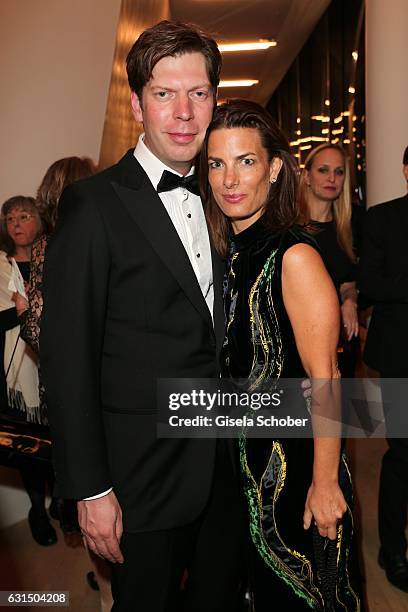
[134,135,214,316]
[84,135,214,501]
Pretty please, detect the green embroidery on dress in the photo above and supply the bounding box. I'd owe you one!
[240,435,323,609]
[248,249,283,390]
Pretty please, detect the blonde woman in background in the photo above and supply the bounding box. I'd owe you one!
[298,144,358,377]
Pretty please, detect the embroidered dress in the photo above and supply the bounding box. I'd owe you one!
[221,218,360,611]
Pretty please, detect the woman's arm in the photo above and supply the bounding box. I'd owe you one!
[340,281,358,341]
[282,243,346,540]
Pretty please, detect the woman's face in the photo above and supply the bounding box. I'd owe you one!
[306,148,345,203]
[5,207,41,249]
[207,127,280,233]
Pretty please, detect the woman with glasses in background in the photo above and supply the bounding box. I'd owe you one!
[0,195,56,545]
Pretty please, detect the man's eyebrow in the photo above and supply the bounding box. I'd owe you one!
[149,83,211,91]
[189,83,211,89]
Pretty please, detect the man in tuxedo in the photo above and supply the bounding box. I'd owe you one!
[359,145,408,592]
[40,21,246,611]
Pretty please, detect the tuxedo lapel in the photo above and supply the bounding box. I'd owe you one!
[110,152,213,330]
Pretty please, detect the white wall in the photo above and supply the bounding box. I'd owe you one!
[0,0,121,204]
[366,0,408,206]
[0,0,120,529]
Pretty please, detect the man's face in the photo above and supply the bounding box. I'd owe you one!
[131,52,215,175]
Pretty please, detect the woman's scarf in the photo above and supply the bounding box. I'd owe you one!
[0,251,40,421]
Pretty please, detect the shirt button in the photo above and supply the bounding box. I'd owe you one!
[187,213,192,218]
[196,253,200,258]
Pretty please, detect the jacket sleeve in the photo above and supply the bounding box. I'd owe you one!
[40,183,112,499]
[0,307,18,331]
[358,205,408,303]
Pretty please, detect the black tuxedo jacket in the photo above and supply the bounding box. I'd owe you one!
[40,150,226,532]
[359,194,408,373]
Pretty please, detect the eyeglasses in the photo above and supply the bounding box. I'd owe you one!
[4,213,36,225]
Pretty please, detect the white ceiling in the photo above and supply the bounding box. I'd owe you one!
[170,0,331,105]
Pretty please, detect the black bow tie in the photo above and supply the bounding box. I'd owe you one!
[156,170,200,196]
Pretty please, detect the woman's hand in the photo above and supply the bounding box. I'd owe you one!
[341,298,358,340]
[340,282,358,341]
[12,292,28,316]
[303,480,347,540]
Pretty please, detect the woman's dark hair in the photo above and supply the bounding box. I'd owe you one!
[0,196,40,256]
[126,20,221,103]
[403,145,408,165]
[199,99,300,257]
[36,156,96,233]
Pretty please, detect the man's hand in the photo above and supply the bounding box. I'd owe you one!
[77,490,124,563]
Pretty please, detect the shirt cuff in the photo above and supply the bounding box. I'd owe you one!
[83,487,112,501]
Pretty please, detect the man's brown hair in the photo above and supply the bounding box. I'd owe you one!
[126,20,221,102]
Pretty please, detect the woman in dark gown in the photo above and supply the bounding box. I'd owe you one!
[200,100,361,611]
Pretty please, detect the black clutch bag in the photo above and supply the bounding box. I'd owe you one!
[313,524,338,611]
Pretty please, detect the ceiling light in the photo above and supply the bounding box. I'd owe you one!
[352,51,358,61]
[348,86,355,94]
[219,79,259,87]
[218,40,277,52]
[311,115,330,122]
[290,136,327,146]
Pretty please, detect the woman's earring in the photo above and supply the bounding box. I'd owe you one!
[270,177,277,184]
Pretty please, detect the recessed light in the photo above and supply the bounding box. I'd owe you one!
[219,79,259,87]
[218,40,277,52]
